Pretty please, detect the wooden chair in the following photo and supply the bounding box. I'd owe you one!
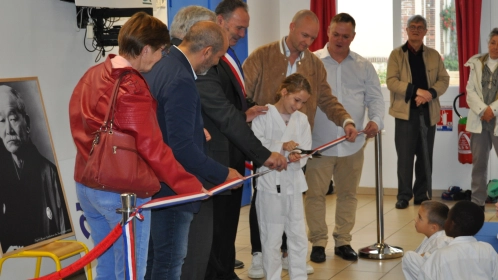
[0,240,92,279]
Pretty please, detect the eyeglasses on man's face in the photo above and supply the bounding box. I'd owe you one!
[408,25,426,32]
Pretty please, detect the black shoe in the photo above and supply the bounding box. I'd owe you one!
[414,198,430,205]
[395,199,409,209]
[326,180,334,195]
[334,245,358,261]
[310,246,326,263]
[234,259,244,269]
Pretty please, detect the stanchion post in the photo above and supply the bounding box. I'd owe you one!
[117,193,137,279]
[359,132,404,259]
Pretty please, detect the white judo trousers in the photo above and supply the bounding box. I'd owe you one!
[256,190,308,280]
[252,105,311,280]
[402,230,452,280]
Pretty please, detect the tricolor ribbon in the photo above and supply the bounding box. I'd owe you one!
[34,132,363,280]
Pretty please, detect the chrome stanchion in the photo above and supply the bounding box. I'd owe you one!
[359,132,404,259]
[117,193,137,279]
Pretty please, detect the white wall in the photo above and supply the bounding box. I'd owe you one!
[0,0,496,278]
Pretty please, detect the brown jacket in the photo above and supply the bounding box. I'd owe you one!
[386,43,449,125]
[242,39,351,130]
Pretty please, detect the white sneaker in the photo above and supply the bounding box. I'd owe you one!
[248,252,264,279]
[306,263,314,274]
[281,256,314,274]
[281,255,289,270]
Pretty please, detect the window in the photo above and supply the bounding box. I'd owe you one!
[338,0,458,86]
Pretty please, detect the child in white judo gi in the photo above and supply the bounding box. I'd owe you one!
[419,201,498,279]
[402,201,452,280]
[251,73,312,280]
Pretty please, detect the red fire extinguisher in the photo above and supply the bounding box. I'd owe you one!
[454,93,472,164]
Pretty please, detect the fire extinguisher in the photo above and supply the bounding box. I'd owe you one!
[453,93,472,164]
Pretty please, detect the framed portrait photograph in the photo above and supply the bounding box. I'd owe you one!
[0,77,73,257]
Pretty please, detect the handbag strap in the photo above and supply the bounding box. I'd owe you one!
[101,70,131,131]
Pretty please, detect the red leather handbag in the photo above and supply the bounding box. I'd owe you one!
[80,72,160,198]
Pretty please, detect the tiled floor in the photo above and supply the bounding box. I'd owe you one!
[233,194,498,280]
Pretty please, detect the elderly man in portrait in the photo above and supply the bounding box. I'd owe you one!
[0,85,70,254]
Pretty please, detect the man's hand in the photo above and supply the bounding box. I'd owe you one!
[201,187,212,197]
[415,89,432,106]
[226,167,244,189]
[344,123,357,142]
[203,128,212,141]
[263,152,288,171]
[246,105,268,122]
[415,96,426,107]
[481,106,495,122]
[363,121,379,139]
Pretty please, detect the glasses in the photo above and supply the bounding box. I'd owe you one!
[408,26,427,32]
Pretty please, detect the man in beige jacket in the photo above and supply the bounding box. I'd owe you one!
[386,15,449,210]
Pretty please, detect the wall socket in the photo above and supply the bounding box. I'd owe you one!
[86,23,94,39]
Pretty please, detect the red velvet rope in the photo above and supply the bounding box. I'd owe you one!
[32,224,122,280]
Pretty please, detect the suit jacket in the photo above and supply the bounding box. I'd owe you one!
[196,55,271,190]
[143,46,228,212]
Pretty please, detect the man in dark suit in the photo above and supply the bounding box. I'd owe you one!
[196,1,288,279]
[143,21,243,280]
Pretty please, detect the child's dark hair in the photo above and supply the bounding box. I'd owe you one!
[275,73,312,102]
[447,201,484,237]
[421,201,449,228]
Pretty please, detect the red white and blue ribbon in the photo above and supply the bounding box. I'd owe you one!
[123,221,136,280]
[34,133,361,280]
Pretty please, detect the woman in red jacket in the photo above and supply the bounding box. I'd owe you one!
[69,12,202,280]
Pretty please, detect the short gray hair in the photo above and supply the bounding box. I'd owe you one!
[170,6,216,40]
[407,15,427,29]
[0,85,27,117]
[489,27,498,41]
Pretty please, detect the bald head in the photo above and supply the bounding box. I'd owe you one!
[179,21,228,75]
[291,10,319,26]
[182,21,228,54]
[286,10,319,54]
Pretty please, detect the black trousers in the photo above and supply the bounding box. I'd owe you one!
[394,108,435,202]
[205,187,243,280]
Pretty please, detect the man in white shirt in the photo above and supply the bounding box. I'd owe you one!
[306,13,385,262]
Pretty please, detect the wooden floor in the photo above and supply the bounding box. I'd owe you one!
[233,194,498,280]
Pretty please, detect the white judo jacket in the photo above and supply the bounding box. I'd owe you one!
[251,104,312,194]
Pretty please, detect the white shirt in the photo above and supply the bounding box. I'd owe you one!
[418,236,498,279]
[313,45,385,157]
[281,37,303,76]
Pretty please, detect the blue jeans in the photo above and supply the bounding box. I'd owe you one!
[145,207,193,280]
[76,183,151,280]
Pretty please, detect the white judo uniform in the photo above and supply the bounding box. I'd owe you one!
[402,230,452,280]
[418,236,498,280]
[252,104,312,280]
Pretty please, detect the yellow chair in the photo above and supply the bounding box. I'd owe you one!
[0,240,92,279]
